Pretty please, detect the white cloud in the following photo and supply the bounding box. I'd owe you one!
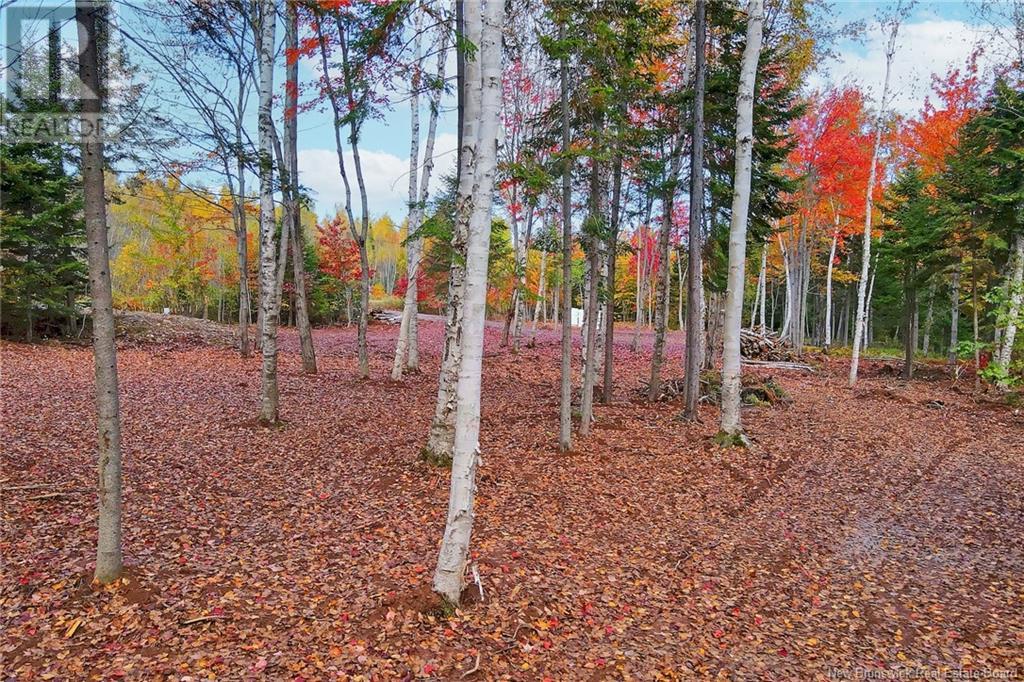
[298,132,459,220]
[808,19,997,116]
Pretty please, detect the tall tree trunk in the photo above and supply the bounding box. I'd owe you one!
[649,188,676,400]
[257,0,280,424]
[580,153,602,435]
[921,283,935,354]
[284,5,316,374]
[512,206,535,352]
[972,264,981,390]
[757,246,767,328]
[995,233,1024,378]
[336,26,373,379]
[823,219,838,352]
[559,20,573,451]
[78,0,122,584]
[234,103,251,358]
[315,12,365,376]
[394,12,424,380]
[948,264,961,366]
[850,16,900,387]
[903,262,916,380]
[779,236,792,337]
[719,0,764,440]
[533,244,547,334]
[603,149,623,403]
[433,0,504,605]
[425,2,480,464]
[683,0,706,419]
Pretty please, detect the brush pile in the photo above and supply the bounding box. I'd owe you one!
[741,326,797,361]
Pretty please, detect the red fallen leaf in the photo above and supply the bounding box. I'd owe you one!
[778,648,788,657]
[511,550,522,559]
[754,615,763,626]
[605,625,614,635]
[713,629,725,638]
[548,617,558,628]
[543,640,552,649]
[212,606,224,616]
[423,663,436,675]
[595,658,606,668]
[252,658,268,673]
[318,492,329,500]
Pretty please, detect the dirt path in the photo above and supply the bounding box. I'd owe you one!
[2,319,1021,680]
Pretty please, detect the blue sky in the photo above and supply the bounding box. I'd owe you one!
[295,1,998,220]
[1,1,1003,220]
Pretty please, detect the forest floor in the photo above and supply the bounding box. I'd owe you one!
[2,317,1023,680]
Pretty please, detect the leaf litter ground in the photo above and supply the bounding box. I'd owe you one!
[2,318,1022,680]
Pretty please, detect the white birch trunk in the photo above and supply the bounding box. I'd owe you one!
[995,233,1024,377]
[532,245,547,333]
[393,12,423,380]
[922,283,935,354]
[948,265,961,365]
[850,17,899,387]
[719,0,764,439]
[757,246,767,328]
[824,221,838,350]
[434,0,504,605]
[256,0,279,423]
[426,0,482,463]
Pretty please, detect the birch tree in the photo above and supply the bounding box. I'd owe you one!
[434,0,505,605]
[77,0,123,584]
[718,0,764,442]
[823,210,839,351]
[682,0,706,420]
[256,0,280,424]
[393,7,447,380]
[849,7,903,387]
[424,0,482,465]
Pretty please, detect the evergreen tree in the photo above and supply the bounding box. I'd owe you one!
[1,100,87,340]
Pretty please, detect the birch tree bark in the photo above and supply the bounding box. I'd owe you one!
[256,0,280,424]
[425,0,481,464]
[682,0,706,420]
[579,155,602,435]
[394,11,424,380]
[850,12,900,387]
[532,242,548,334]
[434,0,504,605]
[948,264,961,366]
[650,136,684,401]
[648,189,675,400]
[995,233,1024,378]
[922,283,935,354]
[824,215,839,352]
[718,0,764,441]
[77,0,122,584]
[603,152,624,403]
